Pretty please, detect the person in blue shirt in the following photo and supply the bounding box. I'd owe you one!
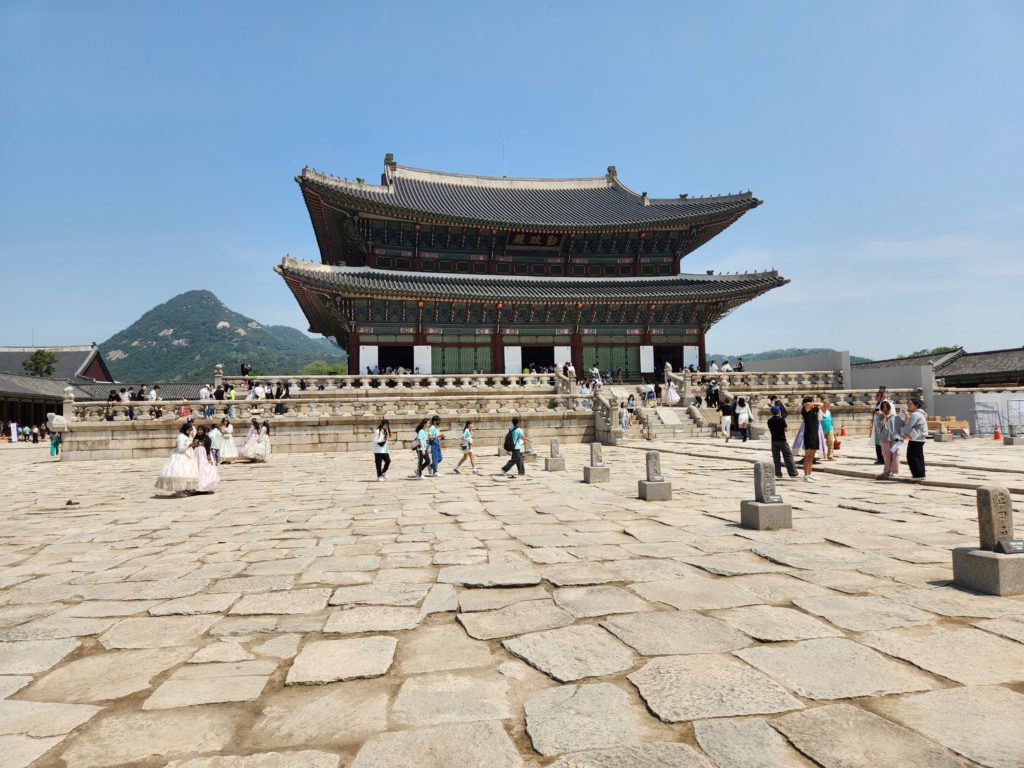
[427,415,445,476]
[412,418,431,480]
[453,420,480,474]
[500,417,529,477]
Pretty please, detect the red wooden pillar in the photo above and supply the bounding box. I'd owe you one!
[571,333,584,375]
[347,329,360,374]
[697,331,707,372]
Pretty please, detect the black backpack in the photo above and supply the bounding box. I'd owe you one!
[503,428,515,452]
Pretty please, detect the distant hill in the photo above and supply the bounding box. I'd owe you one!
[707,348,872,365]
[100,290,346,382]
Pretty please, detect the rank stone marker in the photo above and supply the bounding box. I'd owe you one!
[638,451,671,501]
[545,439,566,472]
[952,486,1024,596]
[583,442,609,484]
[1004,425,1021,446]
[740,461,792,530]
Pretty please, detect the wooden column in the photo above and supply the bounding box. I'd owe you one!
[347,329,360,375]
[698,331,707,372]
[491,302,504,373]
[413,224,421,271]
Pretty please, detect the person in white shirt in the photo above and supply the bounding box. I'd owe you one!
[710,361,720,373]
[721,360,733,372]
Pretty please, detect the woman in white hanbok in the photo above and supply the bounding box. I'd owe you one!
[193,425,220,493]
[250,420,271,463]
[155,424,199,494]
[240,418,261,460]
[219,418,239,462]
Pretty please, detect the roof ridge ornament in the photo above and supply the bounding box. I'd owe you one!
[606,165,617,180]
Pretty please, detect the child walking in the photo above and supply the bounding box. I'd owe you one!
[453,420,480,474]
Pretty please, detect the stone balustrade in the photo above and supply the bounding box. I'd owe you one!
[218,372,556,395]
[679,369,844,391]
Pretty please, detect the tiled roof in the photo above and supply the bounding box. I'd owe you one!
[0,345,111,382]
[74,383,205,401]
[938,347,1024,379]
[852,349,963,369]
[276,257,787,304]
[298,160,760,229]
[0,372,86,400]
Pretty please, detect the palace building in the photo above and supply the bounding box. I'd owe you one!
[277,154,786,378]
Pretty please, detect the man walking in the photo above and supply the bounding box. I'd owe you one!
[899,397,928,479]
[768,404,799,478]
[500,417,528,478]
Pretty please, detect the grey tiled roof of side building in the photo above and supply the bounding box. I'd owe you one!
[299,163,760,229]
[938,347,1024,378]
[0,346,108,382]
[276,258,788,302]
[851,349,964,369]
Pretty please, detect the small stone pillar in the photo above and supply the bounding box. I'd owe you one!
[545,438,566,471]
[583,442,609,483]
[1004,424,1021,445]
[62,386,75,420]
[214,363,224,389]
[952,486,1024,596]
[740,461,793,530]
[638,450,671,501]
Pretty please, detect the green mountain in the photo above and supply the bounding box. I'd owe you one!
[707,348,872,365]
[100,290,346,382]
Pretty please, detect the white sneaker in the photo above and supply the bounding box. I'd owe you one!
[472,468,481,475]
[416,475,425,481]
[803,476,814,483]
[377,476,383,482]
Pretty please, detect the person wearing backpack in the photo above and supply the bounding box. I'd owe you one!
[410,418,431,480]
[500,417,528,478]
[427,415,445,476]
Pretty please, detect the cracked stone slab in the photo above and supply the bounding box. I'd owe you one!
[542,563,619,586]
[21,648,192,702]
[524,682,642,756]
[349,721,523,768]
[329,583,430,607]
[0,699,102,738]
[503,625,634,682]
[792,595,934,631]
[602,559,696,582]
[322,606,421,633]
[252,680,388,749]
[735,638,936,700]
[229,588,332,615]
[859,625,1024,685]
[60,600,163,618]
[149,594,240,616]
[873,685,1024,768]
[0,639,79,674]
[458,586,549,612]
[286,637,396,684]
[552,586,652,618]
[165,751,341,768]
[631,578,759,611]
[714,606,843,642]
[546,743,710,768]
[391,671,512,727]
[250,635,301,659]
[600,610,750,656]
[457,599,574,640]
[681,551,791,576]
[0,676,32,698]
[189,642,254,663]
[142,661,276,709]
[396,624,493,673]
[771,703,968,768]
[437,563,540,587]
[1,616,117,640]
[883,587,1024,619]
[973,616,1024,644]
[628,654,802,722]
[210,576,295,594]
[99,616,218,649]
[57,709,241,768]
[753,543,898,571]
[693,717,816,768]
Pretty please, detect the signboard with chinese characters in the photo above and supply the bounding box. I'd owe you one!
[506,233,563,251]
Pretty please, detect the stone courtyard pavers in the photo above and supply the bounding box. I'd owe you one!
[693,717,817,768]
[723,573,834,603]
[456,599,574,640]
[503,625,634,682]
[1,616,117,641]
[631,577,760,611]
[98,615,218,649]
[628,654,802,722]
[859,625,1024,685]
[599,610,751,656]
[735,638,936,699]
[142,663,274,709]
[21,648,192,702]
[210,575,295,594]
[328,583,430,607]
[395,625,492,674]
[884,586,1024,618]
[2,734,65,768]
[322,606,422,633]
[190,641,254,663]
[680,551,791,576]
[546,743,710,768]
[285,637,397,684]
[457,585,548,612]
[390,671,512,727]
[973,615,1024,643]
[57,709,242,768]
[0,676,31,697]
[873,685,1024,768]
[792,594,934,631]
[0,638,78,674]
[602,558,696,582]
[0,699,102,738]
[230,588,332,615]
[752,543,900,571]
[524,683,643,756]
[552,586,652,618]
[437,563,541,587]
[541,562,619,586]
[149,593,241,616]
[165,751,341,768]
[348,721,523,768]
[714,605,843,642]
[770,703,969,768]
[252,681,388,749]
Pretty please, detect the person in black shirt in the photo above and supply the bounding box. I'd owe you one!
[717,397,736,442]
[767,394,788,419]
[799,396,824,482]
[767,405,798,478]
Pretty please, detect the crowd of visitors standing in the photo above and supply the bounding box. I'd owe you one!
[2,420,62,455]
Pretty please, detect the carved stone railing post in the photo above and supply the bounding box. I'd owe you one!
[63,386,76,421]
[214,363,223,389]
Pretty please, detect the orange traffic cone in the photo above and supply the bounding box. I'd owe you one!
[993,425,1002,441]
[840,423,847,437]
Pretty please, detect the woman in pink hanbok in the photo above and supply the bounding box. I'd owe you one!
[193,425,220,493]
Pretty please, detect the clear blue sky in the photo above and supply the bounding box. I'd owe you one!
[2,1,1021,359]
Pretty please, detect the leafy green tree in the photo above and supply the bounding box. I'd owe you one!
[300,360,347,375]
[22,349,58,378]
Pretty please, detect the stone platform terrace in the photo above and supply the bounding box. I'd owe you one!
[1,437,1023,768]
